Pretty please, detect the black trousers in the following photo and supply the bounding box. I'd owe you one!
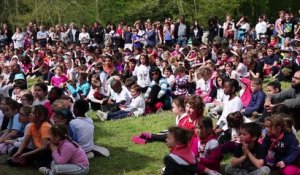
[9,147,52,168]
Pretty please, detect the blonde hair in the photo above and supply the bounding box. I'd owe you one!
[52,99,69,111]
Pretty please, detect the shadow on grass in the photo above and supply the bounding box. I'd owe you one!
[89,146,157,175]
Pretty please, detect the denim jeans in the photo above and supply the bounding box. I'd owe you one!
[177,36,187,47]
[49,161,89,175]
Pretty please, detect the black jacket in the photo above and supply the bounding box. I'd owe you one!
[163,154,197,175]
[174,23,190,40]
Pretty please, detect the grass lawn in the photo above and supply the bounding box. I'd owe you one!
[0,78,292,174]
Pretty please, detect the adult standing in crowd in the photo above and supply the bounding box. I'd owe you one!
[174,16,190,47]
[223,15,235,43]
[90,21,105,48]
[255,16,268,40]
[190,20,203,47]
[36,25,49,48]
[11,27,24,49]
[207,16,219,45]
[67,22,79,44]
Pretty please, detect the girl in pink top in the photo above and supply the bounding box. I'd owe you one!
[51,65,68,87]
[39,124,89,175]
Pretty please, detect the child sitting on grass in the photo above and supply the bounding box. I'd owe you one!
[96,79,131,119]
[191,117,222,175]
[225,122,271,175]
[132,97,187,144]
[162,126,197,175]
[241,78,266,118]
[9,105,52,168]
[215,79,243,136]
[70,100,95,159]
[263,115,300,174]
[4,106,34,155]
[38,124,89,175]
[0,98,23,145]
[132,96,204,144]
[97,84,145,121]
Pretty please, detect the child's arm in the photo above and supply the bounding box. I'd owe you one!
[66,83,78,97]
[231,155,247,167]
[244,144,264,168]
[13,134,31,159]
[51,142,75,164]
[0,130,18,143]
[231,144,247,167]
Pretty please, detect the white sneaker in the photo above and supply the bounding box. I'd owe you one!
[39,167,51,175]
[93,144,110,157]
[96,110,108,121]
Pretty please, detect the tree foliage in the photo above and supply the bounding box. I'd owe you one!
[0,0,299,30]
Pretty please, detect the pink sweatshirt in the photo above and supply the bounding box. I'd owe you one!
[51,75,68,87]
[52,139,89,166]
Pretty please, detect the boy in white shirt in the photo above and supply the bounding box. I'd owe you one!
[97,79,131,119]
[97,84,145,121]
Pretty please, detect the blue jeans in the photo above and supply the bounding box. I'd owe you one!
[49,161,89,175]
[108,110,131,120]
[177,36,187,47]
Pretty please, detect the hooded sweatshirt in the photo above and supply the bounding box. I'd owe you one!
[163,144,197,175]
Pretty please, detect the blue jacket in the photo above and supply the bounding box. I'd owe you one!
[243,90,266,117]
[262,132,300,165]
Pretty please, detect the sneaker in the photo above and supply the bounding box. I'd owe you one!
[86,151,94,159]
[92,145,110,157]
[39,167,51,175]
[161,167,165,174]
[96,110,108,121]
[131,135,146,145]
[139,132,152,140]
[156,107,163,114]
[207,170,221,175]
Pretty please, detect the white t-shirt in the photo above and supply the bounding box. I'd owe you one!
[70,116,94,152]
[132,65,151,88]
[217,96,243,131]
[196,78,210,92]
[216,88,229,102]
[165,75,175,86]
[236,63,248,78]
[124,95,145,116]
[111,86,131,106]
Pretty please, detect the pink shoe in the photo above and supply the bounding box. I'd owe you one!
[132,135,146,145]
[139,132,152,140]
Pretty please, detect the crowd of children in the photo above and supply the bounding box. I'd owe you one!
[0,9,299,175]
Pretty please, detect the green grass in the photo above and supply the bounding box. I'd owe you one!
[0,78,292,174]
